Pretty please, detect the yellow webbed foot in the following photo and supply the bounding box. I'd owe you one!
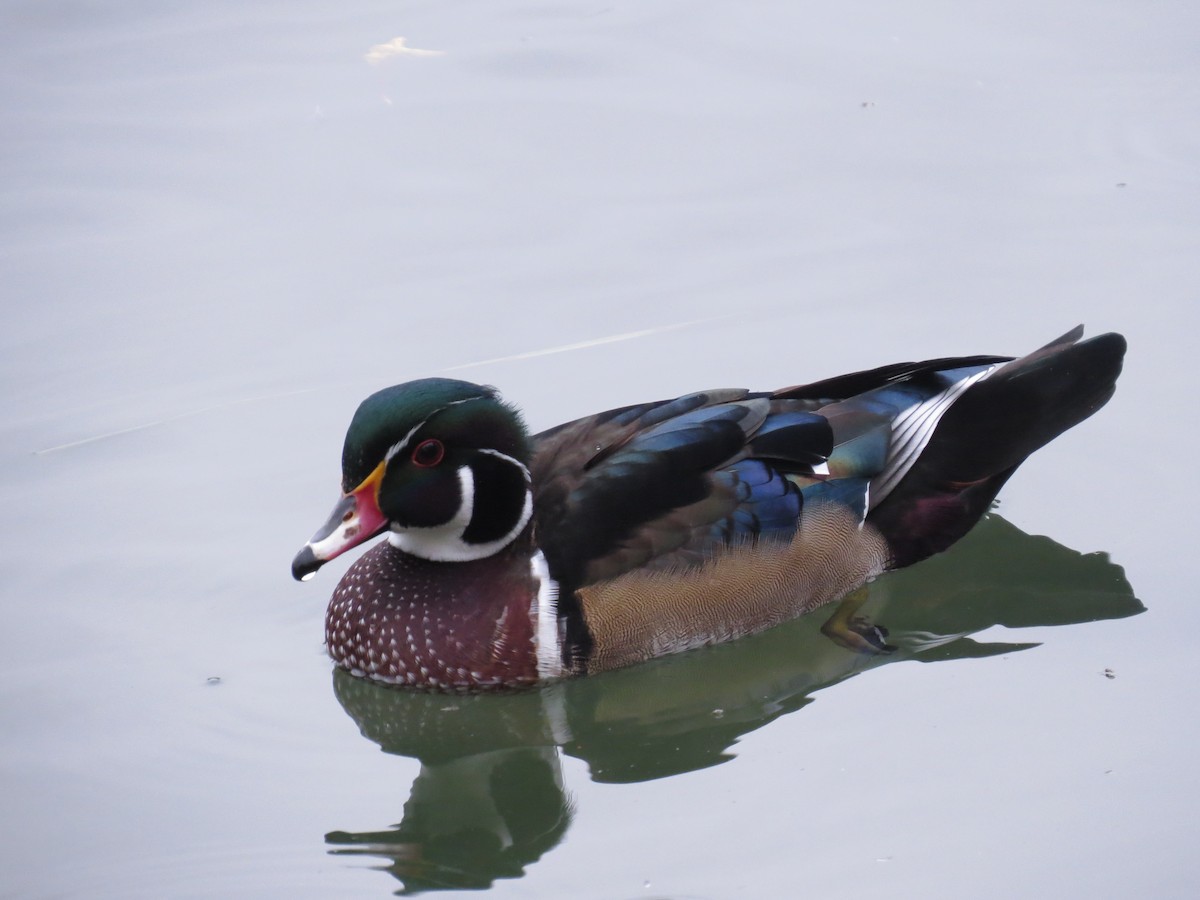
[820,588,897,654]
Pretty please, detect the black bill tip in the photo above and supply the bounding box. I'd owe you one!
[292,545,323,582]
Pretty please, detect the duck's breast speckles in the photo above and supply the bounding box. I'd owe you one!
[324,541,540,690]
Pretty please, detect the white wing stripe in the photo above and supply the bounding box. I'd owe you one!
[871,366,997,502]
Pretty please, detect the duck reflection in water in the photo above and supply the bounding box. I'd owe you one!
[323,514,1142,893]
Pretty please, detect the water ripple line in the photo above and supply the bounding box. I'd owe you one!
[32,317,730,455]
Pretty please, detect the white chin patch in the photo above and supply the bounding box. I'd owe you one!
[388,464,533,562]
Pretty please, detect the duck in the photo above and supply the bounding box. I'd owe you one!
[292,326,1125,691]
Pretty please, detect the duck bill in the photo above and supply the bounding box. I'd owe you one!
[292,463,388,582]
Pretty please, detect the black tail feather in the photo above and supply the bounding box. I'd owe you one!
[870,329,1126,568]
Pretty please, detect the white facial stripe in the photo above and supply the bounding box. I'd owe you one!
[381,395,496,464]
[387,464,534,562]
[384,417,429,464]
[387,466,474,560]
[477,447,532,482]
[530,550,563,680]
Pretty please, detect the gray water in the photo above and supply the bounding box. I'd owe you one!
[2,2,1197,897]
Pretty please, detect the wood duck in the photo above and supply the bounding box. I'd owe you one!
[292,326,1125,691]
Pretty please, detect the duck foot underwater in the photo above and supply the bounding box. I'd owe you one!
[292,326,1125,691]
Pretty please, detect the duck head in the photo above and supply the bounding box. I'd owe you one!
[292,378,533,580]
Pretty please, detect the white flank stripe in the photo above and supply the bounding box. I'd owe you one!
[530,550,563,680]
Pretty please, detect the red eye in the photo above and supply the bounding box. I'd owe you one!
[411,438,444,468]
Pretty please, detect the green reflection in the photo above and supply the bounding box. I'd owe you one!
[325,515,1142,893]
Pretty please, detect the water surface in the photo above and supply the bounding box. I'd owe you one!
[2,1,1197,897]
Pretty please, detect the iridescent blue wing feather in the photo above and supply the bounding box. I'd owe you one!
[530,328,1125,598]
[533,382,901,590]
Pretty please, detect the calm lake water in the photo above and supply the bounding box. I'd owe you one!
[2,1,1197,897]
